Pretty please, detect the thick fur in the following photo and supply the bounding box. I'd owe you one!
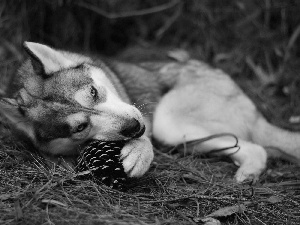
[1,42,300,182]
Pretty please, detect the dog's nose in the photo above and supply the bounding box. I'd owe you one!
[120,118,145,138]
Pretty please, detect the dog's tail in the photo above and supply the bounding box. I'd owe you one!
[252,115,300,163]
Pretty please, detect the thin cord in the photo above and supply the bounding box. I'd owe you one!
[184,133,240,156]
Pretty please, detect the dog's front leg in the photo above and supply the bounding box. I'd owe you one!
[120,136,154,177]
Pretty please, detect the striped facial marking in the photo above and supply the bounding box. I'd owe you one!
[73,66,108,108]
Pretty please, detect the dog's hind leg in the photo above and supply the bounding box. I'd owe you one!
[153,115,267,182]
[152,87,267,182]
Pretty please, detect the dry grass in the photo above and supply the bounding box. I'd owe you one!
[1,125,300,224]
[1,0,300,224]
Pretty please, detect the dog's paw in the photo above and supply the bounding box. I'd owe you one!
[234,162,266,183]
[120,136,154,177]
[231,143,267,183]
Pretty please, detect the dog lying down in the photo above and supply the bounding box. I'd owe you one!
[0,42,300,183]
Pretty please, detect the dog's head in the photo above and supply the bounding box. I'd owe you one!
[0,42,145,155]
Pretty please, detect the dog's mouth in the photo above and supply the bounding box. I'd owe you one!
[89,124,146,142]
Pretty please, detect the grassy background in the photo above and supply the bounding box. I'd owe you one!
[1,0,300,224]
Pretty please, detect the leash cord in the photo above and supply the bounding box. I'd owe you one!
[184,133,240,156]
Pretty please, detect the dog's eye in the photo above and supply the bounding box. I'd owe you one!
[90,86,98,100]
[75,122,88,133]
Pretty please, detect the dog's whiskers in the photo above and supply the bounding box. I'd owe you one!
[135,102,158,111]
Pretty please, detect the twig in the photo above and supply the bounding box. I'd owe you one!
[246,56,273,84]
[278,23,300,75]
[155,2,182,40]
[284,23,300,63]
[141,194,248,204]
[76,0,181,19]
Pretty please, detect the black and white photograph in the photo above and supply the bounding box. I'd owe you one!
[0,1,300,224]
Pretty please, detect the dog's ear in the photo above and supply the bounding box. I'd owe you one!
[23,42,76,76]
[0,97,36,142]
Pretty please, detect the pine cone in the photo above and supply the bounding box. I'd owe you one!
[76,140,127,190]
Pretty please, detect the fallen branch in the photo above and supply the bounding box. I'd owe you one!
[76,0,181,19]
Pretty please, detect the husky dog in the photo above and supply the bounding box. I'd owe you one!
[1,42,300,182]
